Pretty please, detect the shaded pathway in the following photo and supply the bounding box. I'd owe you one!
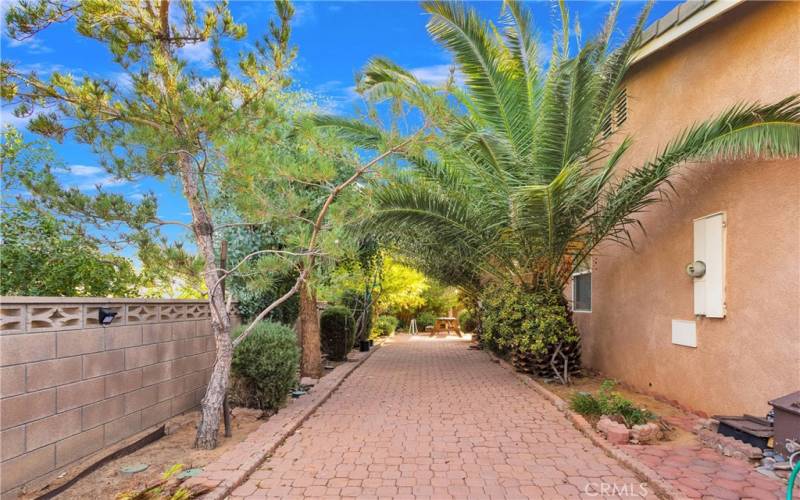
[231,335,647,498]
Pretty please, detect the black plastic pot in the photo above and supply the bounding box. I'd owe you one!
[369,339,374,347]
[359,340,370,352]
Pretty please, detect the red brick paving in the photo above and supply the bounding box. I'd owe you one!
[230,335,651,499]
[622,444,790,499]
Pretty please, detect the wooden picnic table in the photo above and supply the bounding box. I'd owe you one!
[432,317,461,337]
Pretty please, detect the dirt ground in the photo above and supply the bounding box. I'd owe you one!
[539,372,697,445]
[29,359,348,500]
[28,409,262,500]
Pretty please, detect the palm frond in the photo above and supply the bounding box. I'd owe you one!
[302,115,386,149]
[423,0,529,156]
[584,95,800,274]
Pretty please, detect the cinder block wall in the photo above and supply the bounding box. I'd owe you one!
[0,298,217,497]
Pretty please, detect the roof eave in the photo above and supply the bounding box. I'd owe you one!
[631,0,747,65]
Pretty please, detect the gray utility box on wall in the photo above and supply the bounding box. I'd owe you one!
[769,390,800,457]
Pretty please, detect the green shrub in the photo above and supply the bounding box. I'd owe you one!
[481,283,578,356]
[372,315,399,337]
[416,311,436,331]
[458,309,478,332]
[320,306,355,361]
[569,380,656,427]
[230,321,299,411]
[570,391,603,417]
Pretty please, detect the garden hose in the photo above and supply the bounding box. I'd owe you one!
[788,459,800,500]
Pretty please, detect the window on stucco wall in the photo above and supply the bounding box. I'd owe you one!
[572,262,592,313]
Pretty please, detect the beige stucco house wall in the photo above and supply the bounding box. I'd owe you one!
[573,1,800,417]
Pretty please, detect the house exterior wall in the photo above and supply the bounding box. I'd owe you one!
[574,1,800,417]
[0,297,217,497]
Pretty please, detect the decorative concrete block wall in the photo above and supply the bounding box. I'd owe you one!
[0,298,217,496]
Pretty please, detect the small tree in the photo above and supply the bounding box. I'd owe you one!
[2,0,299,448]
[1,127,142,297]
[3,0,421,446]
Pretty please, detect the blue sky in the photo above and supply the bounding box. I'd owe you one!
[1,1,678,254]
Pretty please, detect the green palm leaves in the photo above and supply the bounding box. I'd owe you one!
[325,1,800,294]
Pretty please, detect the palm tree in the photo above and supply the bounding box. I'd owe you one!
[315,1,800,380]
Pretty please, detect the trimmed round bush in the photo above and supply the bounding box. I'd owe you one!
[230,321,299,411]
[481,282,578,356]
[320,305,355,361]
[372,315,399,337]
[458,309,478,332]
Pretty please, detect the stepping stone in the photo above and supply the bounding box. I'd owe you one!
[176,468,203,479]
[120,463,149,474]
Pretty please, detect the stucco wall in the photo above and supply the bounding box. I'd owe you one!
[575,1,800,416]
[0,297,216,497]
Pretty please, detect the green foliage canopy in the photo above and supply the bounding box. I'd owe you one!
[323,0,800,297]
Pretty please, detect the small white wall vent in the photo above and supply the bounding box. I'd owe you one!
[692,212,726,318]
[671,319,697,347]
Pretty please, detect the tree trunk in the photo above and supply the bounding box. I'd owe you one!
[176,154,232,450]
[298,278,321,378]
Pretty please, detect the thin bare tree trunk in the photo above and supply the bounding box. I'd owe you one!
[176,154,232,450]
[298,277,321,378]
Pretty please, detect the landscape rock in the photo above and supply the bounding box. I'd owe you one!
[231,407,263,419]
[597,416,630,444]
[696,427,763,460]
[300,377,318,387]
[630,422,662,444]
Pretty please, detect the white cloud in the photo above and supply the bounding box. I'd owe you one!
[13,62,67,76]
[178,40,212,67]
[60,164,129,191]
[0,106,33,128]
[409,64,461,86]
[111,72,133,91]
[292,2,317,28]
[314,80,344,94]
[312,82,360,114]
[67,165,104,177]
[6,36,51,54]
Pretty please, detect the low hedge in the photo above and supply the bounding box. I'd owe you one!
[230,321,299,411]
[372,315,399,337]
[458,309,478,332]
[320,305,355,361]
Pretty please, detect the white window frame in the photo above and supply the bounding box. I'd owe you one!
[572,268,592,313]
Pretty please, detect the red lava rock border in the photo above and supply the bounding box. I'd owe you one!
[186,343,383,500]
[485,351,683,500]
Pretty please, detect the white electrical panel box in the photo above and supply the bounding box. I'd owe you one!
[693,212,726,318]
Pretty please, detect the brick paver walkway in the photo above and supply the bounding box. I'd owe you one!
[623,444,787,499]
[230,335,650,499]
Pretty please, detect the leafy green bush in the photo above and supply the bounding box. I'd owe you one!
[458,309,478,332]
[320,306,355,361]
[230,321,299,411]
[481,283,578,356]
[569,380,656,427]
[416,311,436,331]
[372,315,399,337]
[570,391,603,417]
